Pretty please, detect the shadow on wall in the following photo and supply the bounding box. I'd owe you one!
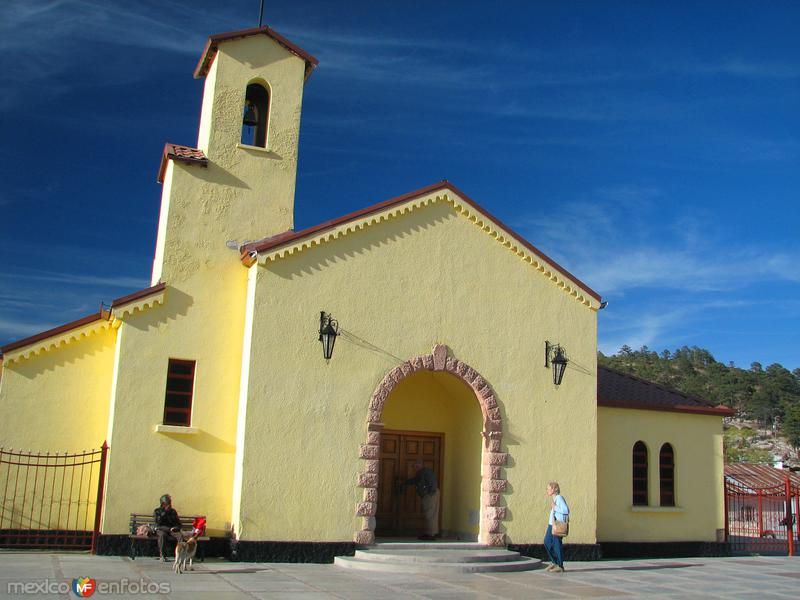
[12,334,112,379]
[156,429,235,454]
[267,202,455,280]
[194,162,252,191]
[123,287,194,333]
[13,287,194,379]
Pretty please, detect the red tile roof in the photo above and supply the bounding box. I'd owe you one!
[194,26,319,80]
[110,282,167,307]
[0,283,167,356]
[598,365,735,416]
[241,180,603,302]
[725,463,800,489]
[0,313,105,356]
[157,144,208,183]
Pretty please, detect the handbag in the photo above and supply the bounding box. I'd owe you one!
[552,518,569,537]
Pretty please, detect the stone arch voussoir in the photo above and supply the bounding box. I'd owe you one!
[354,344,506,547]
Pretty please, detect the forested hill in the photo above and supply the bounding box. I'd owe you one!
[598,346,800,450]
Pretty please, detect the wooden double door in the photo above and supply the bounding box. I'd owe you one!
[375,430,443,537]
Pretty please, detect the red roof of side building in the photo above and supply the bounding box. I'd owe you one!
[0,283,167,356]
[157,144,208,184]
[725,463,800,489]
[194,26,319,80]
[598,365,735,416]
[241,180,603,303]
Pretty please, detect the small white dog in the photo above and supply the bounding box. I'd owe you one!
[173,535,197,574]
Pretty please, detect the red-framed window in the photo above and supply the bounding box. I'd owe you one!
[659,443,675,506]
[632,441,648,506]
[163,359,195,427]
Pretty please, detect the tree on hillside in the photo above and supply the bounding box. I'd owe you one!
[599,345,798,440]
[784,404,800,451]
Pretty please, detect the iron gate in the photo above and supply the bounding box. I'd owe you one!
[725,475,798,556]
[0,442,108,552]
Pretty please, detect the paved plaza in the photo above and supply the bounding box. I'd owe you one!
[0,551,797,599]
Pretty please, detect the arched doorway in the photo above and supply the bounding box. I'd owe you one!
[354,345,508,546]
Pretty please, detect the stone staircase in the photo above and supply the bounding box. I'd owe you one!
[334,542,542,573]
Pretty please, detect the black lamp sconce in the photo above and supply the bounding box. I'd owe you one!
[545,341,568,386]
[319,311,339,361]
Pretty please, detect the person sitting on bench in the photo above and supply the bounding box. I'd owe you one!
[154,494,182,561]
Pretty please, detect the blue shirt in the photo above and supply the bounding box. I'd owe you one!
[549,494,569,525]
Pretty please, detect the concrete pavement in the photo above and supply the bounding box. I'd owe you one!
[0,551,798,599]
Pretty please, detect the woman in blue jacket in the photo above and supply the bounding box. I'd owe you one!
[544,481,569,572]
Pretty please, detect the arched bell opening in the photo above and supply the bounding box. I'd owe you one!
[241,82,270,147]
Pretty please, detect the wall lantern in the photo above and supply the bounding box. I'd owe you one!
[319,311,339,361]
[545,341,569,386]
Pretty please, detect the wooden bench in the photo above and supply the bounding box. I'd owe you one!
[128,513,209,561]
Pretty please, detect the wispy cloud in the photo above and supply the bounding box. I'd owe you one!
[0,270,148,290]
[0,0,217,108]
[671,59,800,80]
[515,185,800,296]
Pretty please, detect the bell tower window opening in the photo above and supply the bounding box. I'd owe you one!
[241,83,270,148]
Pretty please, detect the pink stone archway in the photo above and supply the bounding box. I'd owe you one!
[353,344,507,546]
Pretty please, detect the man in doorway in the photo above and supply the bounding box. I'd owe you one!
[403,459,440,540]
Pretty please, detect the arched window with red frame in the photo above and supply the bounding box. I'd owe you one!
[632,441,648,506]
[659,443,675,506]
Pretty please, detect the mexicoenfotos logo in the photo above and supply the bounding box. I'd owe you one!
[72,577,96,597]
[6,577,169,596]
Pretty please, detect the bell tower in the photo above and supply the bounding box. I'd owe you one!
[152,27,318,284]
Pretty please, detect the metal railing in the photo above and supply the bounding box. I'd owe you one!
[0,442,108,552]
[725,475,798,556]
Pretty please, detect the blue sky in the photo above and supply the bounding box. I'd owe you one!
[1,0,798,370]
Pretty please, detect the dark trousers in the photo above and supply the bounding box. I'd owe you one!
[544,524,564,567]
[156,527,182,558]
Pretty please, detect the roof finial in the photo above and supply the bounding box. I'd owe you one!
[258,0,265,28]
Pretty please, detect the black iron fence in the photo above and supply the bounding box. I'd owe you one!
[0,442,108,552]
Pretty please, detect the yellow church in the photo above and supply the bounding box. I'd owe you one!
[0,26,733,562]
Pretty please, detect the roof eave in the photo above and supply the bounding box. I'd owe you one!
[240,180,602,303]
[598,399,736,417]
[193,26,319,81]
[0,283,168,357]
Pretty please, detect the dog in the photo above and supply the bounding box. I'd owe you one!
[173,535,197,574]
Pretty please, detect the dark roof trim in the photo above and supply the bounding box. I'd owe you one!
[598,399,735,416]
[597,365,735,416]
[0,313,103,355]
[157,144,208,184]
[111,282,167,307]
[194,26,319,80]
[241,180,602,302]
[0,283,167,355]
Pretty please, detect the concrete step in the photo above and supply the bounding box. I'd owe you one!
[353,548,524,563]
[334,544,543,574]
[363,542,492,550]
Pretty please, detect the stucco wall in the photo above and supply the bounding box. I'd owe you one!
[98,33,309,537]
[235,194,598,544]
[0,329,115,453]
[597,406,725,542]
[100,274,246,536]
